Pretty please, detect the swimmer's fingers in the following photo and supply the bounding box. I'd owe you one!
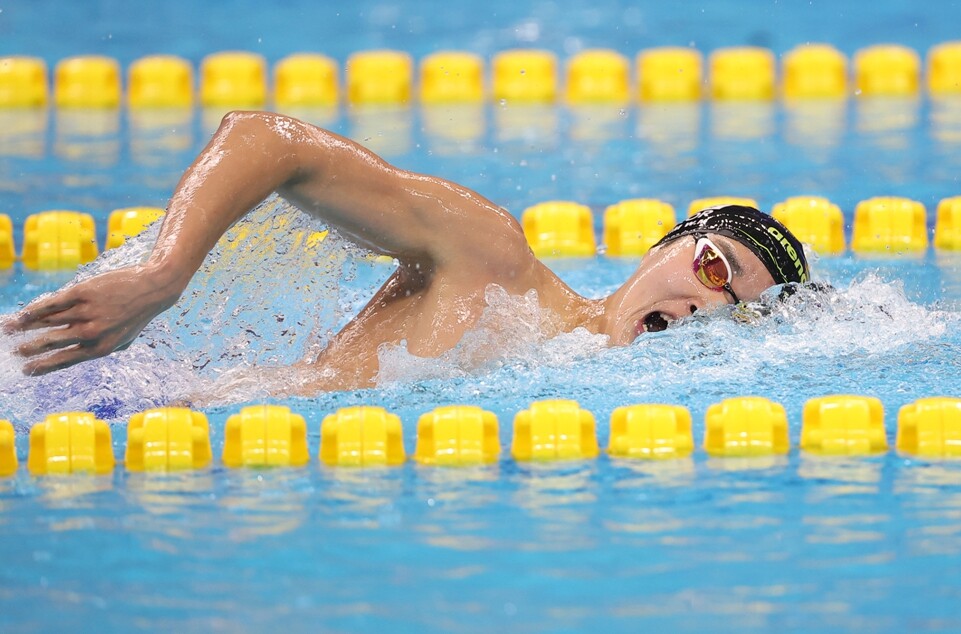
[20,343,107,376]
[15,328,88,359]
[5,293,82,333]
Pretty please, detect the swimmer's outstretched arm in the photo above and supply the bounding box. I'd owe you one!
[9,111,534,375]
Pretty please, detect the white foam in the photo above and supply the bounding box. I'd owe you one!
[376,285,609,385]
[373,273,961,407]
[0,196,381,423]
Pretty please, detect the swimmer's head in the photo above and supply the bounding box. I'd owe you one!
[600,204,810,344]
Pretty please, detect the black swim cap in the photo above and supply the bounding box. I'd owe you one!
[653,205,810,285]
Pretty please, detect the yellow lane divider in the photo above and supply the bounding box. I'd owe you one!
[0,191,959,274]
[125,407,212,472]
[222,405,309,468]
[28,412,114,475]
[414,405,500,466]
[5,41,958,109]
[320,405,405,467]
[4,396,960,476]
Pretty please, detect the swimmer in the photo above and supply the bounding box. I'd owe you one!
[7,111,809,391]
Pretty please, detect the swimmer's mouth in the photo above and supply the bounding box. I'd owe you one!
[636,311,671,336]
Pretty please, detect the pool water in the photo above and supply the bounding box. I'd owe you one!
[2,1,961,632]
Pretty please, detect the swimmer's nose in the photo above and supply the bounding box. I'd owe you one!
[650,293,725,325]
[663,294,723,318]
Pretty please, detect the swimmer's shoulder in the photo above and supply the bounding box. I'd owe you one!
[398,173,538,279]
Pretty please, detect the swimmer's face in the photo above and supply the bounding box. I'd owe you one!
[601,234,776,345]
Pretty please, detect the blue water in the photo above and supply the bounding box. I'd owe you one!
[2,1,961,632]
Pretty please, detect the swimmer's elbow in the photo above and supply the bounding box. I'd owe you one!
[216,110,311,180]
[217,110,272,135]
[217,110,298,146]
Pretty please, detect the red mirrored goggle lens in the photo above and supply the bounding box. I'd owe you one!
[693,241,732,291]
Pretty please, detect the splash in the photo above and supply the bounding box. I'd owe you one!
[610,273,958,409]
[371,273,961,415]
[0,199,957,428]
[0,196,384,426]
[376,285,609,385]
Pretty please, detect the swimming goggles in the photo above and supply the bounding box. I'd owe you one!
[692,235,740,304]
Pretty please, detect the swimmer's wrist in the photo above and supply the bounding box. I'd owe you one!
[142,260,192,298]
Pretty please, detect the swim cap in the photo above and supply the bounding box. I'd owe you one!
[653,205,810,284]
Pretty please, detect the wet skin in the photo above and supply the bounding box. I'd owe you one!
[6,111,775,393]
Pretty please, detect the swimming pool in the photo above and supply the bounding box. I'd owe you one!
[2,0,961,631]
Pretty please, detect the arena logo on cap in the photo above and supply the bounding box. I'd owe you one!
[766,226,808,282]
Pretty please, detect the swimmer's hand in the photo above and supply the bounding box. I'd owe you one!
[6,265,183,375]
